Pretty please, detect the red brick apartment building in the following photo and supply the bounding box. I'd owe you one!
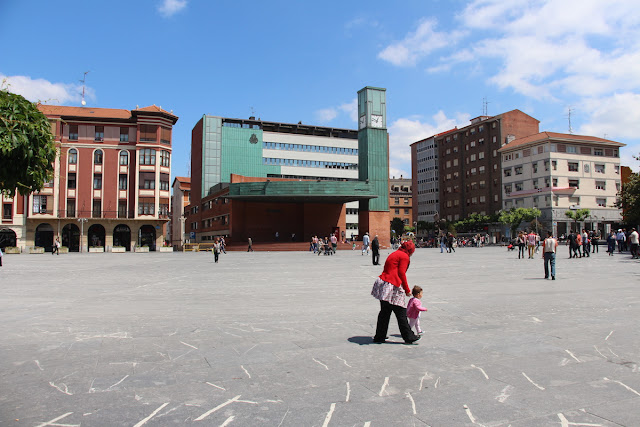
[436,110,539,221]
[0,104,178,252]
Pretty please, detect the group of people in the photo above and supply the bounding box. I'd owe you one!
[515,230,540,259]
[566,229,600,258]
[439,233,457,253]
[606,228,639,258]
[309,235,338,255]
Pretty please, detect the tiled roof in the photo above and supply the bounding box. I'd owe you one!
[38,104,132,119]
[172,176,191,191]
[134,105,178,119]
[499,131,625,152]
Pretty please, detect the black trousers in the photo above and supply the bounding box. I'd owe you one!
[372,249,379,265]
[374,300,418,342]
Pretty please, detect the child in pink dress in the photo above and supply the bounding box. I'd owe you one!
[407,286,428,335]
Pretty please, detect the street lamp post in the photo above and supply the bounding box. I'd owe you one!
[77,218,88,253]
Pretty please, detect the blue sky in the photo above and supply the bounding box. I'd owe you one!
[2,0,639,179]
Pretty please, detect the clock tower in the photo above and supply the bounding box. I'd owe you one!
[357,87,390,243]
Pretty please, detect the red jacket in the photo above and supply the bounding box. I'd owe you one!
[379,242,414,294]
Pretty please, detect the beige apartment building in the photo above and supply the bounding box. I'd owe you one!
[499,132,625,237]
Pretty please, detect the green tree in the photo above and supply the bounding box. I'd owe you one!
[0,88,57,197]
[499,207,541,237]
[616,154,640,226]
[453,213,491,233]
[390,217,405,238]
[565,208,591,232]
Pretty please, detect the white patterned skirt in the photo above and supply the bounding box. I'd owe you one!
[371,277,407,308]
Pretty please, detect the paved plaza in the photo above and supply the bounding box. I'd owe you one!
[0,246,639,426]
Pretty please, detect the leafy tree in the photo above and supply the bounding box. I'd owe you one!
[499,207,541,237]
[0,88,57,197]
[615,154,640,226]
[453,213,491,233]
[390,217,405,238]
[565,208,591,233]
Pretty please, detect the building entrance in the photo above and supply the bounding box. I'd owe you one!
[139,225,156,251]
[113,224,131,251]
[0,228,17,248]
[35,223,54,252]
[62,224,80,252]
[88,224,106,248]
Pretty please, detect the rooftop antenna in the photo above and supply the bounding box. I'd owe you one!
[80,71,90,106]
[566,107,574,134]
[482,97,490,116]
[250,106,256,118]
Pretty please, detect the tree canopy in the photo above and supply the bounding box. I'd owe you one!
[616,154,640,226]
[0,89,57,197]
[498,207,541,237]
[564,208,591,232]
[390,217,405,238]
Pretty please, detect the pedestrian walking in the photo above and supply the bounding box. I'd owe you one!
[607,231,616,256]
[213,238,221,263]
[616,229,626,253]
[542,231,558,280]
[330,233,338,254]
[591,230,600,253]
[247,237,253,252]
[517,231,526,259]
[362,232,370,255]
[52,237,61,255]
[371,234,380,265]
[447,233,455,253]
[581,229,590,257]
[220,236,227,254]
[406,286,427,335]
[371,241,421,345]
[629,228,639,259]
[0,246,3,267]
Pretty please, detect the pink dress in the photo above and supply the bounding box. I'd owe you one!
[407,297,427,319]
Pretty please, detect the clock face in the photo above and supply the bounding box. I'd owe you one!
[359,115,366,129]
[371,115,383,128]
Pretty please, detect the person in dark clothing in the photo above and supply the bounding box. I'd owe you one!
[568,231,579,258]
[371,235,380,265]
[447,233,455,253]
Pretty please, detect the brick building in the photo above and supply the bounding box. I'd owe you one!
[389,176,412,226]
[169,176,190,248]
[0,104,178,252]
[435,110,540,222]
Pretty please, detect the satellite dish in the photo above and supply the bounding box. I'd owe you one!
[81,99,86,106]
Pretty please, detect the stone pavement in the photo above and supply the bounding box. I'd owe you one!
[0,246,638,426]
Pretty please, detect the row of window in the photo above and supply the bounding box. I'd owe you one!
[393,208,411,215]
[504,145,619,160]
[505,179,620,193]
[67,148,170,167]
[66,172,168,191]
[67,124,171,144]
[505,196,611,209]
[262,158,358,169]
[263,141,358,155]
[504,161,618,176]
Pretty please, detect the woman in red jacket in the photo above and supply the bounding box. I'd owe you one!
[371,240,421,344]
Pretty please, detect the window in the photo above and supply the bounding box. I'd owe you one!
[568,162,579,172]
[595,181,606,190]
[544,161,549,171]
[92,200,101,218]
[470,141,476,147]
[141,148,156,165]
[514,166,523,175]
[479,195,486,203]
[404,209,409,215]
[161,127,171,144]
[478,152,484,159]
[119,151,129,165]
[504,184,512,194]
[503,168,512,177]
[118,201,127,218]
[615,165,620,174]
[479,166,485,174]
[66,199,75,217]
[67,124,79,141]
[160,150,170,167]
[3,203,12,219]
[567,145,577,153]
[594,164,605,173]
[95,126,104,141]
[532,162,538,173]
[120,127,129,142]
[33,195,47,213]
[119,174,128,190]
[453,159,458,166]
[470,154,476,162]
[479,180,486,189]
[515,182,523,191]
[67,173,76,189]
[395,208,400,214]
[552,178,558,187]
[160,173,170,191]
[394,197,399,204]
[93,174,102,189]
[552,161,557,171]
[594,148,603,156]
[568,179,579,189]
[68,148,77,164]
[596,198,606,207]
[533,179,539,189]
[138,198,155,215]
[478,125,484,133]
[140,125,157,142]
[404,198,409,204]
[94,149,103,164]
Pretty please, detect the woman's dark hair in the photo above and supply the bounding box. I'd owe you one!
[412,286,423,296]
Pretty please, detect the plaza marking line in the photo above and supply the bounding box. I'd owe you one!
[531,317,543,323]
[522,372,545,390]
[195,395,241,421]
[364,422,371,427]
[49,381,72,395]
[593,345,607,358]
[463,404,482,425]
[406,391,417,414]
[35,412,76,427]
[603,377,640,397]
[608,347,619,358]
[313,358,329,370]
[605,330,614,340]
[496,385,513,403]
[241,365,251,378]
[379,377,390,396]
[336,355,352,367]
[180,341,198,349]
[557,413,603,427]
[220,415,235,427]
[434,377,441,388]
[565,349,582,363]
[419,371,432,390]
[322,403,336,427]
[133,402,169,427]
[206,382,225,390]
[108,374,129,389]
[345,381,351,402]
[277,409,290,427]
[471,364,489,379]
[34,360,44,370]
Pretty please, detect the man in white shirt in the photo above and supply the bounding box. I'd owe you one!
[542,231,558,280]
[629,228,639,259]
[362,232,370,255]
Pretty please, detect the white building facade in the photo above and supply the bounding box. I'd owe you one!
[499,132,624,237]
[411,135,439,223]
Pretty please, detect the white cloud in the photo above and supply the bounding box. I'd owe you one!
[579,93,640,140]
[314,98,357,124]
[158,0,187,17]
[378,19,464,66]
[315,108,338,123]
[387,111,468,178]
[1,74,90,104]
[339,98,358,122]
